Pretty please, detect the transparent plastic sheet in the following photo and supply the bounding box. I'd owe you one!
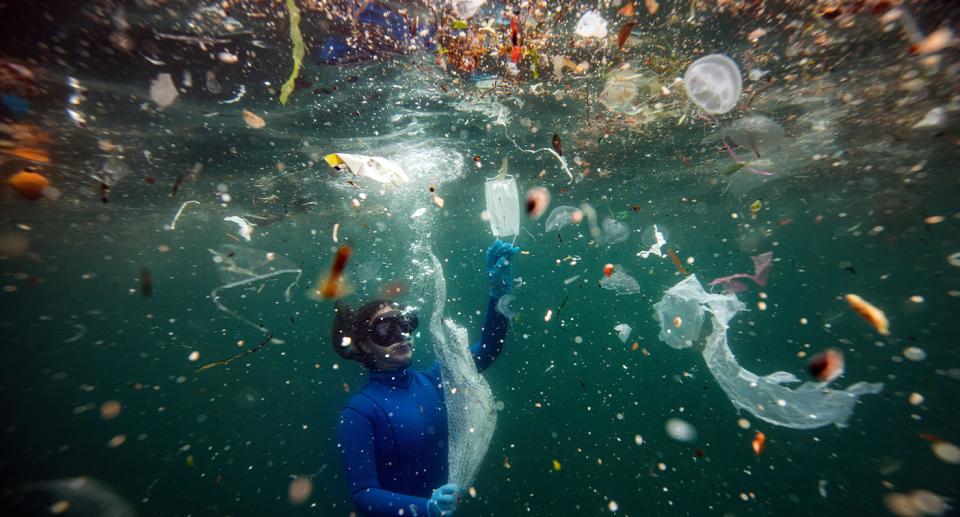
[654,275,884,429]
[426,251,497,494]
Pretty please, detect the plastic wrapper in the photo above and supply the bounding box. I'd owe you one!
[324,153,410,187]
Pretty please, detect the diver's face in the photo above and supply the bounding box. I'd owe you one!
[359,307,416,371]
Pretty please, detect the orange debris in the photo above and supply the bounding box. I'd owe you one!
[2,147,50,162]
[243,110,266,129]
[752,431,766,457]
[845,294,890,335]
[9,170,49,200]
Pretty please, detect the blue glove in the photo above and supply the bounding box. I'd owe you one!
[427,484,459,517]
[486,239,520,299]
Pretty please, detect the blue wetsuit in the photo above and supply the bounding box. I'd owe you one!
[337,296,508,517]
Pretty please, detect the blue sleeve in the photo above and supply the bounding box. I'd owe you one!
[338,406,430,517]
[471,295,508,373]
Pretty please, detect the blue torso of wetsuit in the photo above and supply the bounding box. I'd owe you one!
[337,296,508,517]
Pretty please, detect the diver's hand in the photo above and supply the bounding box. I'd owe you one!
[486,239,520,299]
[427,484,459,517]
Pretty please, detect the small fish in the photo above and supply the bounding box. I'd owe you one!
[552,133,562,156]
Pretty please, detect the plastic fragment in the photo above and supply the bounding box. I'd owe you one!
[150,73,178,110]
[614,323,632,343]
[575,11,608,39]
[708,251,773,293]
[324,153,410,186]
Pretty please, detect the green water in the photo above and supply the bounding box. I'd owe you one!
[2,1,959,516]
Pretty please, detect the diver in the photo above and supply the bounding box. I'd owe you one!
[332,239,520,517]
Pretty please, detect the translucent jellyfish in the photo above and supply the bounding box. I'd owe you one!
[205,71,221,94]
[496,293,517,319]
[683,54,742,114]
[602,217,630,244]
[614,323,632,343]
[91,157,131,186]
[357,261,381,283]
[639,224,668,258]
[600,265,640,295]
[641,224,669,247]
[600,65,662,115]
[726,115,785,158]
[665,418,697,442]
[545,206,583,232]
[575,11,608,39]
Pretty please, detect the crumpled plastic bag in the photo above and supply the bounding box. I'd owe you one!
[654,275,884,429]
[324,153,410,187]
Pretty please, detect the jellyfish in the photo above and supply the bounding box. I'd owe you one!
[545,206,584,232]
[600,65,662,115]
[641,224,669,247]
[497,294,517,319]
[639,224,668,258]
[357,261,381,283]
[602,217,630,244]
[683,54,742,114]
[725,115,784,158]
[600,79,639,114]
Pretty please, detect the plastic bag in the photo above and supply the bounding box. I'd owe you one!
[654,275,884,429]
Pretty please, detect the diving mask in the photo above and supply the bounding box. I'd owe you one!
[366,307,419,347]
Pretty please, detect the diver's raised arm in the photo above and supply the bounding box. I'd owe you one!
[471,239,521,372]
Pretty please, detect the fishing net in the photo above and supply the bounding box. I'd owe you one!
[426,251,497,492]
[654,275,884,429]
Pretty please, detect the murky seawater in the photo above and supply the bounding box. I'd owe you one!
[1,1,959,516]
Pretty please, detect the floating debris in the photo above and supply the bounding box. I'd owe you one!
[149,73,178,110]
[845,294,890,335]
